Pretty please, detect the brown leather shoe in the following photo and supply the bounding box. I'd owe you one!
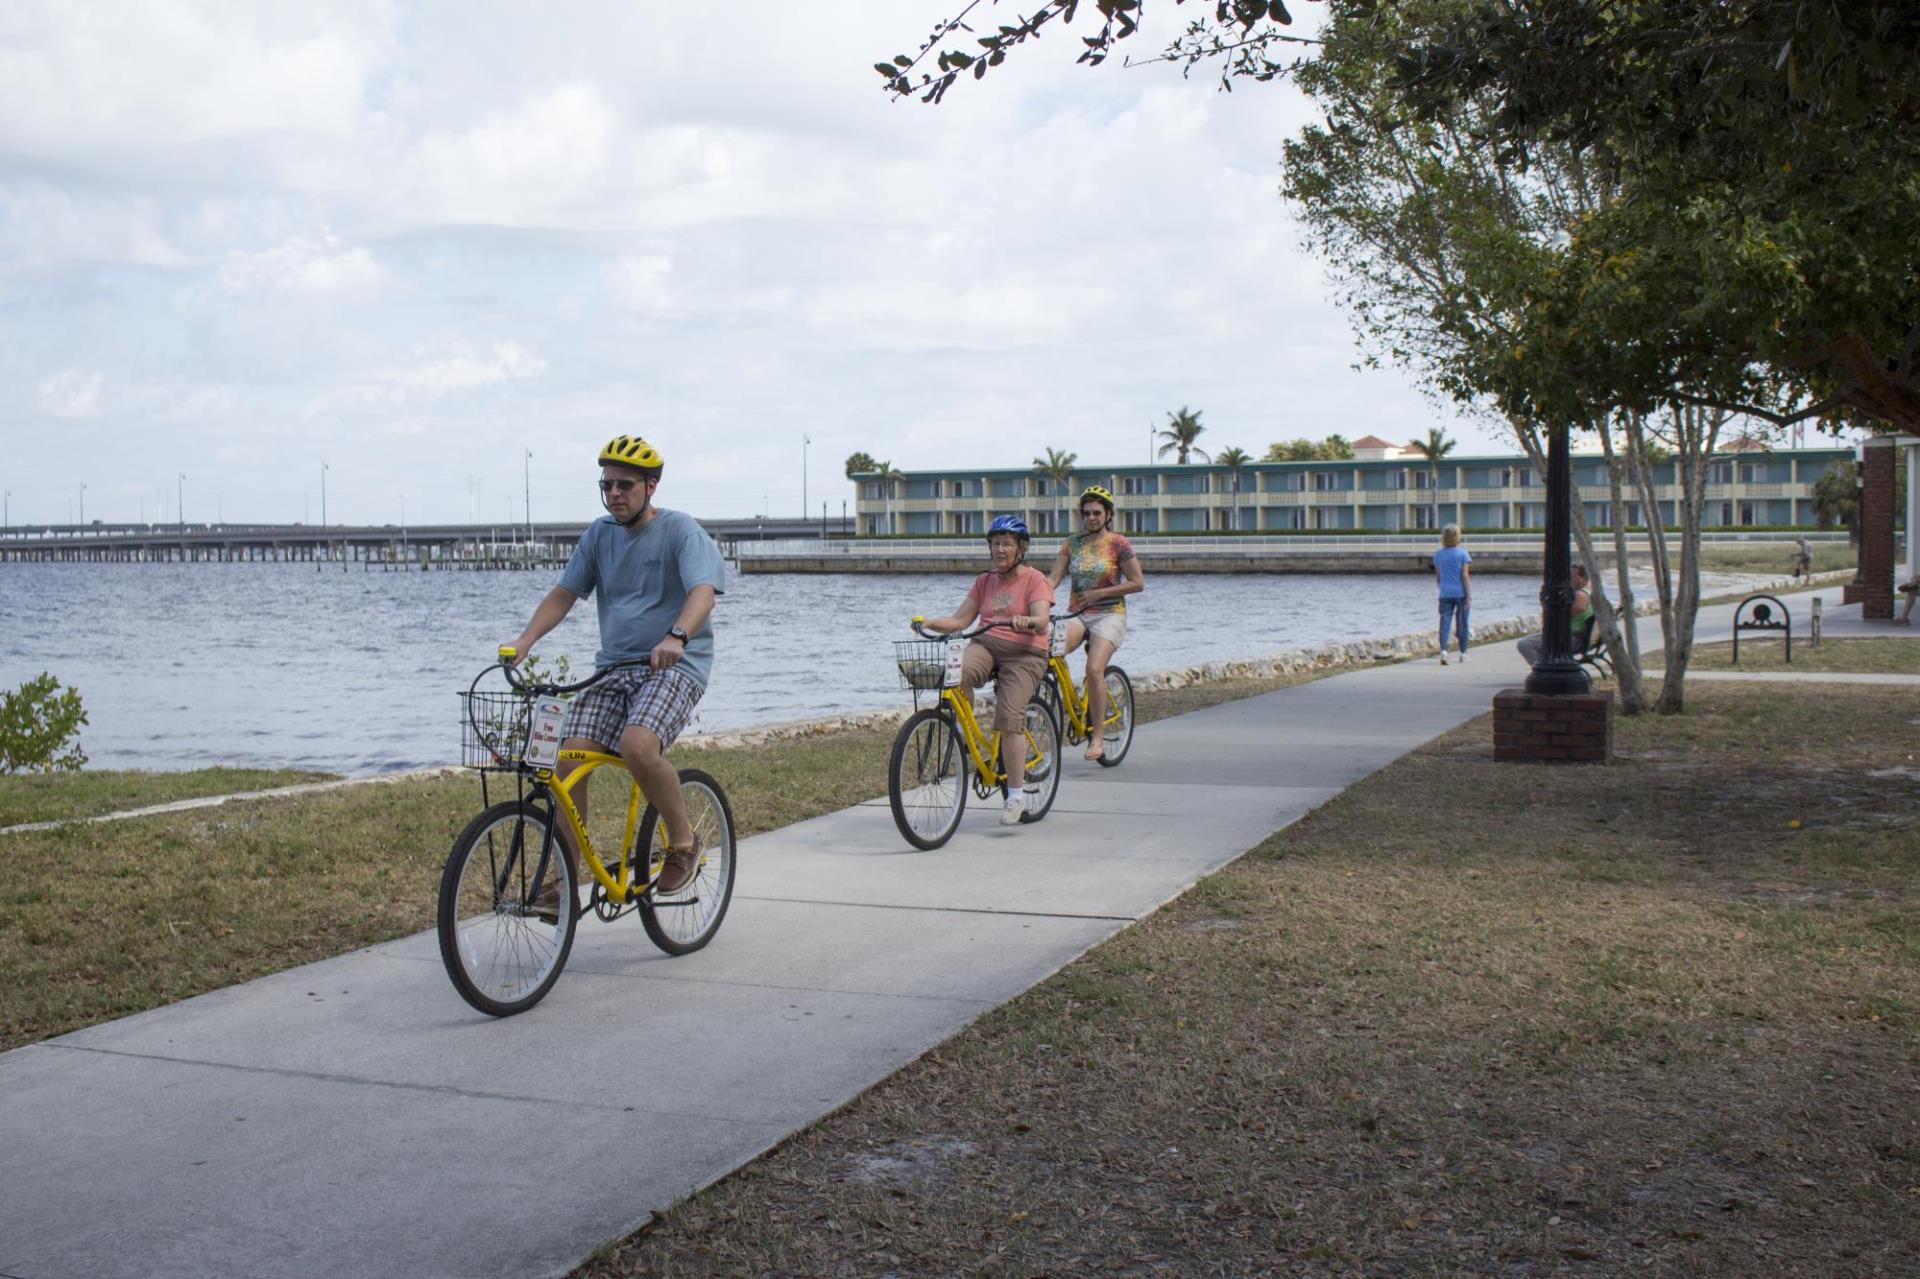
[654,838,704,895]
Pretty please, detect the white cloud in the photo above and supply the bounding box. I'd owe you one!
[0,1,1515,526]
[0,6,383,157]
[605,253,672,312]
[382,83,615,226]
[218,232,382,295]
[301,340,549,419]
[38,368,103,418]
[388,342,547,394]
[0,186,187,269]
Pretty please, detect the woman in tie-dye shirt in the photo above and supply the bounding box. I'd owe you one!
[1046,485,1145,761]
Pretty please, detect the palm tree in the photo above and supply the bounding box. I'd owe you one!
[844,451,878,480]
[1156,406,1210,464]
[1405,427,1457,532]
[1811,459,1859,542]
[873,460,904,536]
[1214,446,1251,531]
[1032,447,1078,535]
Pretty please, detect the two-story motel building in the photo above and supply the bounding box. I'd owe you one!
[850,436,1854,537]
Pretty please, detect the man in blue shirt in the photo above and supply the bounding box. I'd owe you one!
[505,434,727,894]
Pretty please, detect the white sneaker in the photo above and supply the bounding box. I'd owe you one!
[1001,796,1025,825]
[1457,651,1468,663]
[1438,652,1448,665]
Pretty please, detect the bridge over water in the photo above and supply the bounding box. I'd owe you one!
[0,515,845,566]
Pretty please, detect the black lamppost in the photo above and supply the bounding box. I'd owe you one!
[1525,421,1593,696]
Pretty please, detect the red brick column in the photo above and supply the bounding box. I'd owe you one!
[1493,688,1613,763]
[1844,441,1895,618]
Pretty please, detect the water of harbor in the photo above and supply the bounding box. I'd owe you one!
[0,561,1726,774]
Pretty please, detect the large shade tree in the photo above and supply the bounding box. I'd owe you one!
[1371,2,1920,442]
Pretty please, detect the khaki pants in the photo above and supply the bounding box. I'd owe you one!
[961,635,1048,732]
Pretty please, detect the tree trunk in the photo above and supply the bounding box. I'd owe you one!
[1595,416,1644,671]
[1651,404,1725,714]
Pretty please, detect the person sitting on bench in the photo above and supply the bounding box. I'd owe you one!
[1518,564,1591,666]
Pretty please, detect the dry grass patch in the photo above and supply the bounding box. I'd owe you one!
[1695,542,1854,576]
[1679,637,1920,676]
[0,767,338,828]
[581,682,1919,1279]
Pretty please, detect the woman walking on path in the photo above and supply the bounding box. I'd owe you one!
[1432,524,1472,664]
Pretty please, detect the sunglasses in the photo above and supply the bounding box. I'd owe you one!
[598,478,643,494]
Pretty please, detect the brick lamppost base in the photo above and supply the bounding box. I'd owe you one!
[1493,688,1614,763]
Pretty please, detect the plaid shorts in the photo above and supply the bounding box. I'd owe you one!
[560,664,703,753]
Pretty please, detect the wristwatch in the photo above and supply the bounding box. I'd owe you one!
[667,625,690,644]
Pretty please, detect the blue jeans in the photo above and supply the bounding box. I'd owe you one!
[1438,596,1469,653]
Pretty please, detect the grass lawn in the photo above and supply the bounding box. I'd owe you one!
[1681,637,1920,675]
[1695,541,1855,576]
[578,680,1920,1279]
[0,664,1382,1053]
[0,767,339,828]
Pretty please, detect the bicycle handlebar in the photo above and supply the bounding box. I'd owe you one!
[909,604,1098,642]
[911,615,1023,641]
[483,652,651,698]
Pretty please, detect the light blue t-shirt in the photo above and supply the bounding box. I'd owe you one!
[1433,545,1471,599]
[559,510,727,687]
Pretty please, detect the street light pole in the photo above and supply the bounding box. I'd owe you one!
[177,473,185,530]
[524,450,532,549]
[79,483,86,525]
[321,462,329,528]
[1523,420,1592,696]
[803,434,810,519]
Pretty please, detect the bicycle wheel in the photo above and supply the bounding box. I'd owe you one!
[438,799,578,1017]
[1017,696,1062,823]
[1097,666,1136,768]
[889,707,968,849]
[638,769,738,956]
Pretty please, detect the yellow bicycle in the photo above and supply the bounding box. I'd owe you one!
[437,650,737,1016]
[887,619,1063,849]
[1034,607,1136,768]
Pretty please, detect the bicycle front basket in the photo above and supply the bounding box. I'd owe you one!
[894,638,951,691]
[460,690,534,768]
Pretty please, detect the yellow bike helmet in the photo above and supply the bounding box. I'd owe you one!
[598,434,663,473]
[1079,484,1115,512]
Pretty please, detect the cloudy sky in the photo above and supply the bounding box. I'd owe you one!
[0,1,1504,530]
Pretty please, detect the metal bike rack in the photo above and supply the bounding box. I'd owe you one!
[1732,594,1792,665]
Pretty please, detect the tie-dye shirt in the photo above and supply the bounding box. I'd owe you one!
[1065,530,1136,615]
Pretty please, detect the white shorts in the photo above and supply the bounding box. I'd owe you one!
[1082,611,1127,650]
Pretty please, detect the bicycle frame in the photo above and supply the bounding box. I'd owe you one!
[1043,614,1121,742]
[936,684,1019,793]
[536,749,652,903]
[905,618,1051,795]
[471,655,665,906]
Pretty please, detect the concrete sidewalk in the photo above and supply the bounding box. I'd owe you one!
[0,586,1902,1279]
